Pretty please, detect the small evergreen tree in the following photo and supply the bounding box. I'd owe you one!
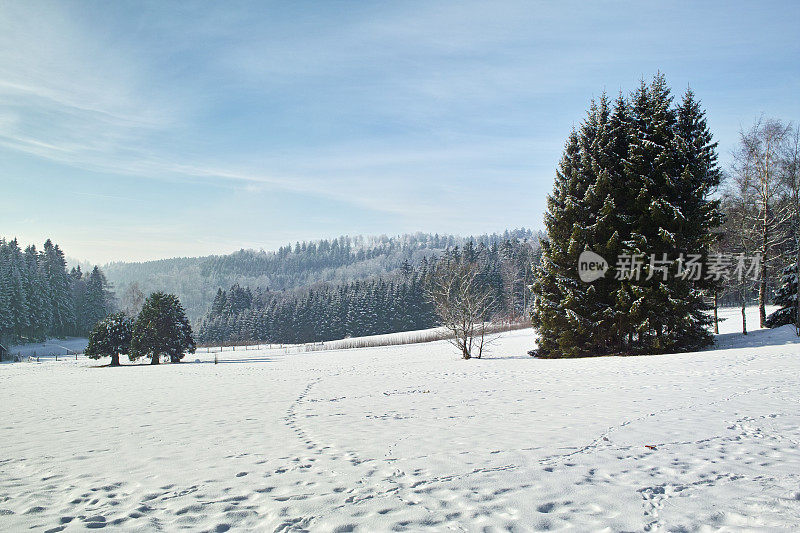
[85,313,133,367]
[766,261,798,330]
[130,292,195,364]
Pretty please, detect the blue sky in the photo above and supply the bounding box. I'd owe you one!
[1,1,798,264]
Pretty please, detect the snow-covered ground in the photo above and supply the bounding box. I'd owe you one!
[4,337,88,360]
[1,307,798,532]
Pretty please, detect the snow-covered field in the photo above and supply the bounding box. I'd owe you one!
[1,307,799,532]
[5,337,88,359]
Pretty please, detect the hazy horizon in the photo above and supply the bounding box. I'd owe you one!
[58,226,538,268]
[2,1,799,264]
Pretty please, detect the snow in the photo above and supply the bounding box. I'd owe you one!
[4,337,88,360]
[1,307,799,531]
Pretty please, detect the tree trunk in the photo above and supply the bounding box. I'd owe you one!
[759,237,768,328]
[713,291,719,335]
[110,353,120,367]
[150,354,160,365]
[741,298,747,335]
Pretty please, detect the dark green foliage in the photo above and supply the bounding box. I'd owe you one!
[0,238,112,344]
[42,240,76,337]
[766,261,798,328]
[532,74,721,357]
[85,313,133,366]
[130,292,196,364]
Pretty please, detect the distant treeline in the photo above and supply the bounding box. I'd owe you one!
[105,229,539,321]
[196,237,540,345]
[0,238,113,345]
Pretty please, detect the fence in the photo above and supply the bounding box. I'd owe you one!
[197,320,531,356]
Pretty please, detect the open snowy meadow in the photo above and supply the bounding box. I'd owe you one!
[2,307,799,532]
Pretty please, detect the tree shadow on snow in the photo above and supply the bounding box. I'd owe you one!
[713,325,799,351]
[205,357,278,364]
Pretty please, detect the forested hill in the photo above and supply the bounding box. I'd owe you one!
[104,229,539,322]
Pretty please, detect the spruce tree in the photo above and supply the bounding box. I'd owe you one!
[84,266,112,332]
[766,261,798,329]
[6,239,30,339]
[42,240,75,337]
[24,246,52,340]
[0,240,11,343]
[130,292,195,364]
[531,126,597,357]
[532,75,721,357]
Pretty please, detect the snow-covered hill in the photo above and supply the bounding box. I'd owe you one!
[1,307,798,531]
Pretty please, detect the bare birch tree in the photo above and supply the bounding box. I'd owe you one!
[722,180,759,334]
[427,258,496,359]
[731,118,793,327]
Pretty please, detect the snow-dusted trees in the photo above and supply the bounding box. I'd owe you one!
[119,282,145,318]
[74,266,114,335]
[195,238,537,346]
[130,292,195,364]
[763,125,800,333]
[784,127,800,334]
[107,230,537,322]
[724,120,800,333]
[721,174,759,335]
[766,262,798,331]
[85,313,133,367]
[427,255,497,359]
[728,119,795,327]
[532,74,722,357]
[42,240,76,337]
[0,238,112,345]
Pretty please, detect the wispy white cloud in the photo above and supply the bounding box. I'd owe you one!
[0,1,556,221]
[2,1,798,262]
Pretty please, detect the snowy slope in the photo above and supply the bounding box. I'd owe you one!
[1,307,798,532]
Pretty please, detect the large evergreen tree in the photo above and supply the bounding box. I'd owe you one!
[42,240,75,337]
[24,245,52,340]
[130,292,195,364]
[532,75,721,357]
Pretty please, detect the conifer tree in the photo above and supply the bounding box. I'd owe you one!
[130,292,195,364]
[532,75,721,357]
[766,261,798,329]
[0,241,11,343]
[5,239,30,339]
[84,266,112,330]
[531,127,596,357]
[42,240,75,337]
[85,313,133,366]
[24,245,52,340]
